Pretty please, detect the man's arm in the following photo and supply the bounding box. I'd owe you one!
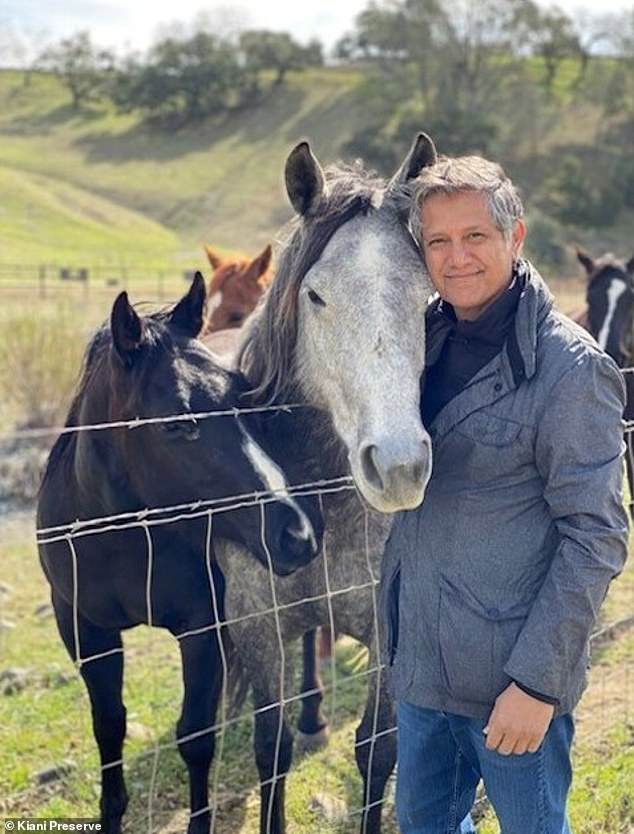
[487,351,628,754]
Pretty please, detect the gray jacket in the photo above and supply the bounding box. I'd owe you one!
[381,264,629,719]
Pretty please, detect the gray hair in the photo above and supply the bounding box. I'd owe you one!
[410,155,524,246]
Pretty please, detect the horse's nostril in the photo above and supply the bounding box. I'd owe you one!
[411,460,424,484]
[360,443,385,493]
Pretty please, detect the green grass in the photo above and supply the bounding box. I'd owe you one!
[0,67,368,262]
[0,164,179,265]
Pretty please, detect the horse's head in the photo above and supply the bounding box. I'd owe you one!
[101,276,322,575]
[241,134,437,513]
[204,244,273,331]
[578,248,634,366]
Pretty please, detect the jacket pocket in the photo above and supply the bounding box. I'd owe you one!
[454,410,522,447]
[438,578,531,705]
[386,567,401,665]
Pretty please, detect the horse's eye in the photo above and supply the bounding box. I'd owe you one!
[228,312,244,325]
[307,288,326,307]
[161,420,200,440]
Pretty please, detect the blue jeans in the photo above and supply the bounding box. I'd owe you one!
[396,701,574,834]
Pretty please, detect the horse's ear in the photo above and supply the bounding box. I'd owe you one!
[626,254,634,275]
[204,245,223,270]
[285,141,326,216]
[171,272,207,337]
[388,132,437,190]
[248,244,272,282]
[576,248,595,275]
[111,292,144,368]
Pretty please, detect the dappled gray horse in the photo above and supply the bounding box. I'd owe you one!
[209,134,437,834]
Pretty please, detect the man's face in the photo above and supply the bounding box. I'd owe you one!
[420,190,526,321]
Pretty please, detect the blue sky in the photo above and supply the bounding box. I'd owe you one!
[2,0,632,61]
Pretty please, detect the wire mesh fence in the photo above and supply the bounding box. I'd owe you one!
[0,255,634,834]
[1,370,633,831]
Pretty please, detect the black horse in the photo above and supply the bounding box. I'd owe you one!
[576,248,634,507]
[37,275,323,834]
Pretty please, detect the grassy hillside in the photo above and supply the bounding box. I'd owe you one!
[0,68,369,266]
[1,65,632,275]
[0,164,178,265]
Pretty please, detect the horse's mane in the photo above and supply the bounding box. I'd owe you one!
[40,309,174,489]
[238,161,410,405]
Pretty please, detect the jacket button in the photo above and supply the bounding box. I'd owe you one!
[488,607,501,618]
[494,382,503,392]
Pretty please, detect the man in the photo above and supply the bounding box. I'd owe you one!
[381,154,629,834]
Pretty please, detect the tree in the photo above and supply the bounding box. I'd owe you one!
[517,4,581,91]
[239,30,322,90]
[112,33,243,123]
[38,31,113,109]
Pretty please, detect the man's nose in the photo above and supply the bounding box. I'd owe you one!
[448,242,470,268]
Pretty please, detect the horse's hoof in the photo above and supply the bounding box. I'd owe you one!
[296,725,330,753]
[100,817,123,834]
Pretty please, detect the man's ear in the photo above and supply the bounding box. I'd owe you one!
[512,218,527,259]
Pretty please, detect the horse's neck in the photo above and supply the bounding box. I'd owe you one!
[200,329,242,368]
[289,402,348,481]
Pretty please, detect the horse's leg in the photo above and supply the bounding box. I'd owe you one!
[355,641,396,834]
[253,662,294,834]
[176,630,223,834]
[296,630,329,752]
[318,626,335,664]
[231,622,294,834]
[51,590,128,834]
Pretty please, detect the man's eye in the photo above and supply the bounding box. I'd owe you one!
[427,239,445,248]
[468,232,485,240]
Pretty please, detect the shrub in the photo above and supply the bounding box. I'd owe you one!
[524,210,567,269]
[546,156,624,227]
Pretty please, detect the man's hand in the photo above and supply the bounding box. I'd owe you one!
[484,682,554,755]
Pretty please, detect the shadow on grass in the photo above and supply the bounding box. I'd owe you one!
[3,103,107,137]
[74,87,308,165]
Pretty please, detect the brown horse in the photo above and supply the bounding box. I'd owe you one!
[203,244,273,332]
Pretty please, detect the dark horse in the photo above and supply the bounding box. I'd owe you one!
[576,248,634,507]
[37,275,324,834]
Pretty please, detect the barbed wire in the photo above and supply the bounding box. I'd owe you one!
[36,476,355,543]
[0,402,308,443]
[4,363,634,445]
